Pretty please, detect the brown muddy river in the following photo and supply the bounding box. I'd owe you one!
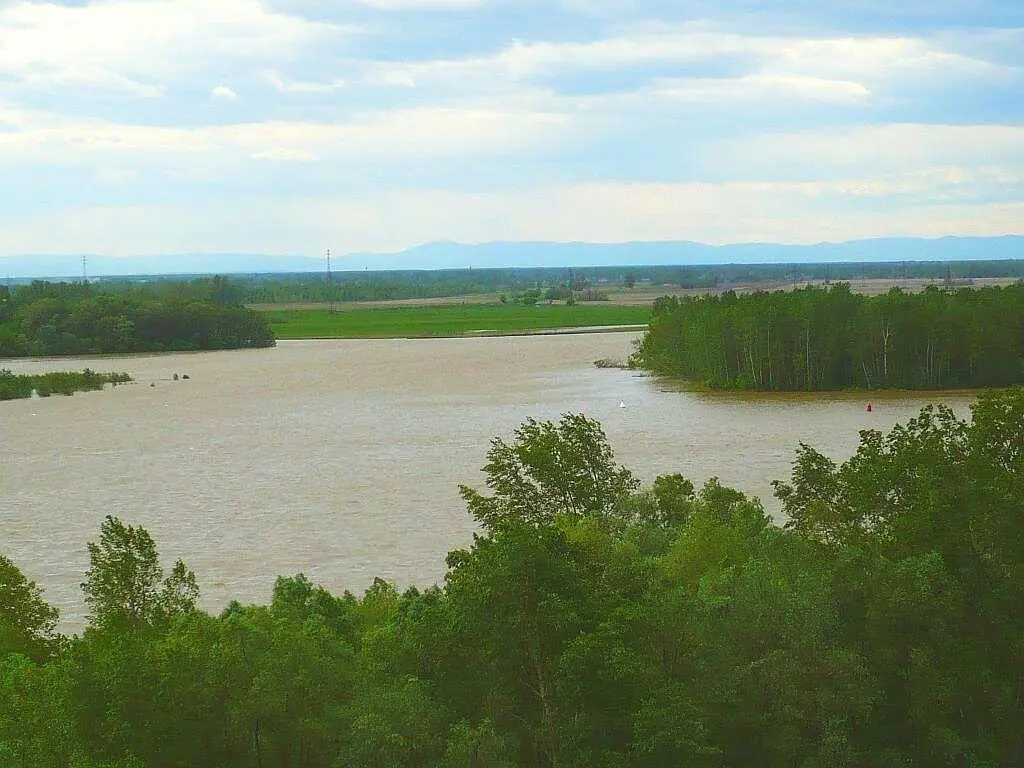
[1,334,976,629]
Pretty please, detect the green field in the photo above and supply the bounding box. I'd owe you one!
[261,303,651,339]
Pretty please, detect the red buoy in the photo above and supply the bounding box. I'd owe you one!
[866,403,873,412]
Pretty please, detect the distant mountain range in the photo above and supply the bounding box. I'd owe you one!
[1,236,1021,279]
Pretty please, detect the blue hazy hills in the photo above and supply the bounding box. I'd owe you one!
[2,236,1021,279]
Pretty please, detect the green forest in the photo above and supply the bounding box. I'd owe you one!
[73,260,1024,305]
[3,394,1022,767]
[633,283,1024,390]
[0,280,275,357]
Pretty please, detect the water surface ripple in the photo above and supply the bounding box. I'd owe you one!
[1,335,974,629]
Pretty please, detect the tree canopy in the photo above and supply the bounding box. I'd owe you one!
[459,413,640,532]
[0,280,274,358]
[0,555,58,662]
[634,283,1024,390]
[82,516,199,629]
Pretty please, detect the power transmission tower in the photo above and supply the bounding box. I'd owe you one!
[82,255,88,285]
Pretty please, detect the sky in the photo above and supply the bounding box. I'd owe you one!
[0,0,1022,263]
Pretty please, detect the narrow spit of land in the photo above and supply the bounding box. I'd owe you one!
[259,303,652,339]
[0,369,132,401]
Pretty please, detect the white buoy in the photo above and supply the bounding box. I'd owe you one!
[619,401,626,408]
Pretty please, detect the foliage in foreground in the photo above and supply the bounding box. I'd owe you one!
[0,369,132,401]
[634,283,1024,390]
[2,393,1023,766]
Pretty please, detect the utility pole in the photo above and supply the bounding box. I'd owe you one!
[326,248,335,314]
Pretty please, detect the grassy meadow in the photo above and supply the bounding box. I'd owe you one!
[261,302,651,339]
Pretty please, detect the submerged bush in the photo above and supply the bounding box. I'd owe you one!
[0,369,132,401]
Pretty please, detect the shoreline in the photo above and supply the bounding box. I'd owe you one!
[275,324,648,341]
[649,375,994,399]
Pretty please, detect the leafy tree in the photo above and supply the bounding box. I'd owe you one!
[439,719,518,767]
[341,677,446,767]
[773,389,1024,763]
[0,555,58,661]
[81,516,198,628]
[0,654,80,766]
[460,413,639,532]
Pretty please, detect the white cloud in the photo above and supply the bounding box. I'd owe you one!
[0,116,213,160]
[17,66,166,98]
[710,124,1024,180]
[352,0,484,7]
[93,167,139,185]
[452,180,1022,245]
[253,147,319,162]
[642,73,870,105]
[212,86,240,100]
[364,26,1004,106]
[264,71,346,93]
[0,0,348,96]
[0,106,570,166]
[376,72,416,88]
[559,0,638,17]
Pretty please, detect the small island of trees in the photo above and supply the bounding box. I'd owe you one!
[633,282,1024,390]
[2,394,1023,766]
[0,369,132,401]
[0,278,275,358]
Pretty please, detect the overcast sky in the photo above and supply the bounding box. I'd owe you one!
[1,0,1021,261]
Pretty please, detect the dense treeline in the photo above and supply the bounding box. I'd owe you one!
[33,270,603,309]
[3,395,1023,766]
[239,268,602,305]
[645,258,1024,290]
[8,261,1024,310]
[633,283,1024,390]
[0,369,131,400]
[0,279,275,358]
[54,260,1024,305]
[246,270,534,303]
